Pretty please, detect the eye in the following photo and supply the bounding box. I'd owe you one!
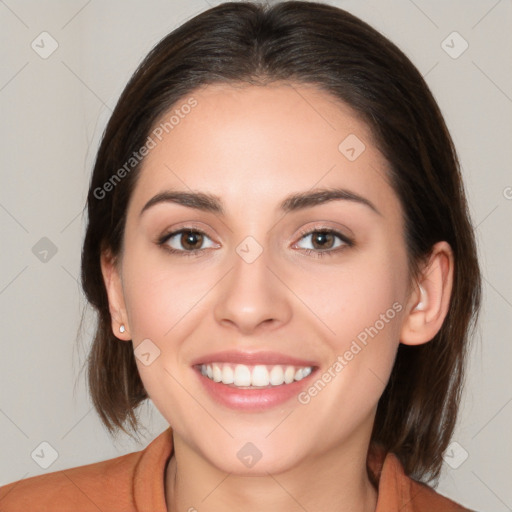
[158,228,218,256]
[294,228,353,257]
[157,226,353,258]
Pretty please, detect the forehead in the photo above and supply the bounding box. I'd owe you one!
[129,82,398,219]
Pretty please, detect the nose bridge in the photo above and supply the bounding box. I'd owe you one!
[213,236,292,333]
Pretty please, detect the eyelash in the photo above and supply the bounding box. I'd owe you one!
[157,226,354,259]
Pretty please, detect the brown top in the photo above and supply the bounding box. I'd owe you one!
[0,427,473,511]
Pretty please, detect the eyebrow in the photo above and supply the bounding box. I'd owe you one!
[140,187,381,217]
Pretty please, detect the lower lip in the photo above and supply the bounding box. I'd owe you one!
[195,368,316,411]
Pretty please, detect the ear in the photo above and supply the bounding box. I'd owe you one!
[100,249,131,341]
[400,241,454,346]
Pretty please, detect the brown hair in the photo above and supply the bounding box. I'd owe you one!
[81,0,481,484]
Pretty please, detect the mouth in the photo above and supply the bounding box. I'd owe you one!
[191,351,318,410]
[196,362,314,388]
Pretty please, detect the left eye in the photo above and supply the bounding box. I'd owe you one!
[294,229,351,252]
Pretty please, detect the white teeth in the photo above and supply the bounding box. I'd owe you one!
[233,364,252,387]
[284,366,295,384]
[252,365,269,386]
[212,363,222,382]
[200,363,313,388]
[269,365,284,386]
[221,365,234,384]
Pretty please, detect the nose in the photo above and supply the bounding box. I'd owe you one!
[213,245,293,335]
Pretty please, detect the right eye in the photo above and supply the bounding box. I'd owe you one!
[158,228,218,256]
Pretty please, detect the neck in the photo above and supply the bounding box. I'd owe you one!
[165,432,378,512]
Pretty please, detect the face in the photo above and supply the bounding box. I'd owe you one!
[105,83,414,475]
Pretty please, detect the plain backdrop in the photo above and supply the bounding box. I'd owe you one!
[0,0,511,510]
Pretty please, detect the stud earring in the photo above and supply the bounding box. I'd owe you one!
[414,284,426,311]
[119,325,126,333]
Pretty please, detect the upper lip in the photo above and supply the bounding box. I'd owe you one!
[191,350,318,367]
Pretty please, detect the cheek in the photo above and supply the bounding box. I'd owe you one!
[293,247,406,349]
[121,251,213,341]
[119,251,217,428]
[295,247,406,407]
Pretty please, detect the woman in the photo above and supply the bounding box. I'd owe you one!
[0,1,481,510]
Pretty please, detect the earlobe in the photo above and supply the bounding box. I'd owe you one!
[400,241,454,346]
[100,250,131,341]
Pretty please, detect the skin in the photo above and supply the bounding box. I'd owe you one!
[101,82,454,512]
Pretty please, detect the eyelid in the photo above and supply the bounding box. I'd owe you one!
[158,222,216,241]
[293,222,354,244]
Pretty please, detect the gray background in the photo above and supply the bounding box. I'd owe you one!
[0,0,511,510]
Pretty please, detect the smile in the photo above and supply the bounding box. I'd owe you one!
[199,363,313,388]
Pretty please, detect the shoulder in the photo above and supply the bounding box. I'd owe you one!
[407,477,475,511]
[370,447,476,512]
[0,427,173,512]
[0,447,143,512]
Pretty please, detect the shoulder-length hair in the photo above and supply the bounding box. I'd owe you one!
[81,0,481,484]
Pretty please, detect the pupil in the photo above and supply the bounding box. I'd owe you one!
[313,232,333,249]
[183,231,201,250]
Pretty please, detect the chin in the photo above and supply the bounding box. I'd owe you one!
[196,435,306,476]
